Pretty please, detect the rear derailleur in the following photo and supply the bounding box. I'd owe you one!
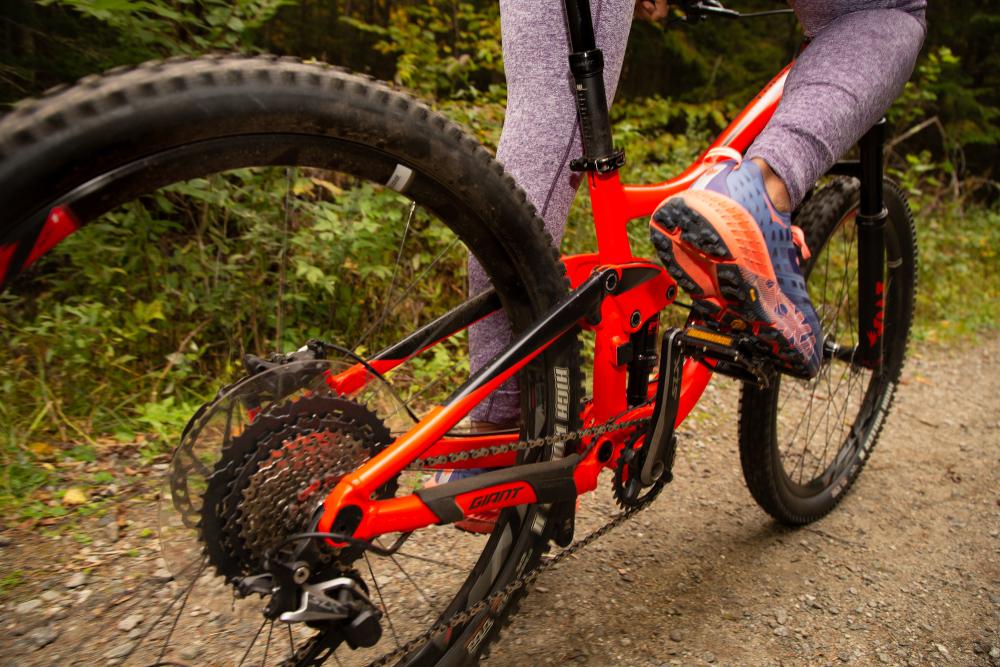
[236,555,383,650]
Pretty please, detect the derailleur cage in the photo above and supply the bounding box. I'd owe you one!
[236,557,383,650]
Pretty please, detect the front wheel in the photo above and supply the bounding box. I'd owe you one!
[738,178,917,525]
[0,56,581,666]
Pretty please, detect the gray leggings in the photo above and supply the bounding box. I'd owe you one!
[470,0,927,423]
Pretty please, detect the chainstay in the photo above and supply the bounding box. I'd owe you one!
[281,412,653,667]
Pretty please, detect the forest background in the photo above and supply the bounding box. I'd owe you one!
[0,1,997,518]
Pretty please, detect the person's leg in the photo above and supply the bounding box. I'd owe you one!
[468,0,635,424]
[748,0,927,210]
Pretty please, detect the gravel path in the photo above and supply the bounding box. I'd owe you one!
[1,336,998,666]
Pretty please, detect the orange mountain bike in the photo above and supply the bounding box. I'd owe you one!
[0,1,916,665]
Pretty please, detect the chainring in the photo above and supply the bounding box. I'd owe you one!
[200,393,395,582]
[613,429,666,509]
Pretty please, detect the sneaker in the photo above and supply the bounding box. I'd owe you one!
[649,152,822,378]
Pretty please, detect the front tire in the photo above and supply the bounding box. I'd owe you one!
[738,178,917,525]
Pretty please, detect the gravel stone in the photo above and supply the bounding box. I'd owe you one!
[116,614,143,632]
[27,627,59,649]
[152,568,173,582]
[40,590,60,603]
[669,630,682,642]
[65,572,87,589]
[15,599,42,615]
[179,646,201,660]
[103,641,136,660]
[775,609,788,625]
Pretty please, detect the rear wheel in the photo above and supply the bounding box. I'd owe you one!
[738,178,917,524]
[0,56,581,666]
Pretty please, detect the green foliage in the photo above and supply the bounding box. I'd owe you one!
[0,166,470,492]
[0,570,25,597]
[342,1,502,100]
[914,205,1000,342]
[39,0,292,55]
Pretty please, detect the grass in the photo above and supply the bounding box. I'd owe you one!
[911,204,1000,342]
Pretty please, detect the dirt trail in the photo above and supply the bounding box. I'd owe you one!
[1,336,998,666]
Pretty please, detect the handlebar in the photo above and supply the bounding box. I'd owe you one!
[674,0,793,22]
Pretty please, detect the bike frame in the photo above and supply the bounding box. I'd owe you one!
[311,5,795,543]
[0,0,887,549]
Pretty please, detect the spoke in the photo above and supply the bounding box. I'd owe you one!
[154,558,208,665]
[393,550,469,572]
[287,624,295,655]
[401,372,451,411]
[366,553,402,649]
[370,201,417,349]
[261,620,274,666]
[110,557,206,665]
[351,236,461,354]
[237,619,269,667]
[375,536,467,572]
[387,553,438,610]
[276,168,293,351]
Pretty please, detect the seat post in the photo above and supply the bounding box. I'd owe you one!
[563,0,624,173]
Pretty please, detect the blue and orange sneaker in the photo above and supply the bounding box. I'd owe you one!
[649,151,822,378]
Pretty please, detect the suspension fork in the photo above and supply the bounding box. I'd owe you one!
[855,119,887,370]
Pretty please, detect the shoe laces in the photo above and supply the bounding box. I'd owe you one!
[702,146,743,165]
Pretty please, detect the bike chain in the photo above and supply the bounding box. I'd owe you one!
[282,412,654,667]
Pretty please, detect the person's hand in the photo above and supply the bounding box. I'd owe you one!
[635,0,669,21]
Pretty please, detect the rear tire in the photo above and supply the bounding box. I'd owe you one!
[0,55,581,665]
[738,178,917,525]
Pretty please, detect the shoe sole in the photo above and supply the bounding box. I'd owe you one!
[650,192,818,378]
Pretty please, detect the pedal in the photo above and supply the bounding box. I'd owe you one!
[678,325,772,387]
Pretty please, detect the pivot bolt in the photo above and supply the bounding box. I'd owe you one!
[293,565,311,585]
[630,310,642,328]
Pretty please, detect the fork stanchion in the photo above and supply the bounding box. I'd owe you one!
[856,119,888,370]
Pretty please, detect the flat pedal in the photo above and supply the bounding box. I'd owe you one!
[679,325,773,386]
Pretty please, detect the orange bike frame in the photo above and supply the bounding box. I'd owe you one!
[312,65,793,543]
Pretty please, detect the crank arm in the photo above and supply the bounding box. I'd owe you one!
[639,329,684,485]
